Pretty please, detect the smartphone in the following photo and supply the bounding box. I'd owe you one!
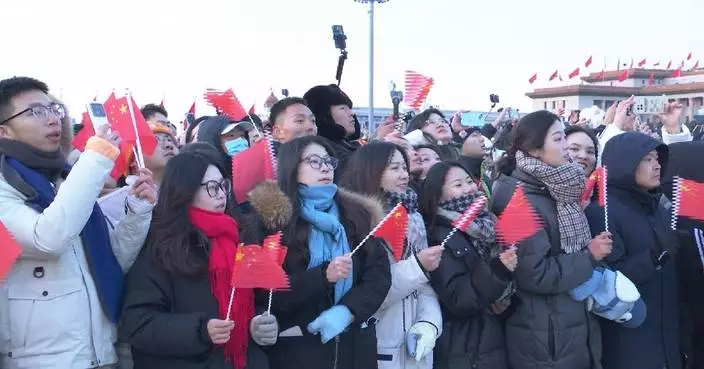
[461,112,487,127]
[87,102,110,131]
[634,96,666,115]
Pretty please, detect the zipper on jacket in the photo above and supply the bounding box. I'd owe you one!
[333,336,340,369]
[547,317,555,360]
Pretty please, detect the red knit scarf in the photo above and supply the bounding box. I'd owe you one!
[188,207,254,369]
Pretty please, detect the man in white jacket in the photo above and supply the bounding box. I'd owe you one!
[0,77,157,369]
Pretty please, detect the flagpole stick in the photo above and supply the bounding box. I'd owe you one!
[125,89,146,168]
[349,203,402,257]
[603,168,609,233]
[266,289,273,315]
[225,287,236,321]
[671,176,680,231]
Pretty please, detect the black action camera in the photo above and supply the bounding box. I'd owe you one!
[332,25,347,50]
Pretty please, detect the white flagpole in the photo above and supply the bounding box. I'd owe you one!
[125,89,145,168]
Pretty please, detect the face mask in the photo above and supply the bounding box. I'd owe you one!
[224,137,249,156]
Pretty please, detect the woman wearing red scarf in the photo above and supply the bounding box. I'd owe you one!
[120,150,276,369]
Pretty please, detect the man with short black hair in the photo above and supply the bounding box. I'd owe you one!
[141,103,176,135]
[0,76,157,368]
[268,97,317,143]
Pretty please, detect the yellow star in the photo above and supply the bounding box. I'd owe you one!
[394,211,401,218]
[235,251,245,261]
[119,105,128,114]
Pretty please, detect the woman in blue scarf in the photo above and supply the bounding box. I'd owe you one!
[251,136,391,369]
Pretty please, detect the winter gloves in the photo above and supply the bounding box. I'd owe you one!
[250,314,279,346]
[406,321,438,362]
[307,305,354,343]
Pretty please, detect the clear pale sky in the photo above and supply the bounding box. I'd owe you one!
[1,0,702,120]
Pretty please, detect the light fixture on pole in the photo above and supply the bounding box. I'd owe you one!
[354,0,389,135]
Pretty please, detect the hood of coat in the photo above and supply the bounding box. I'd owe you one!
[602,132,668,193]
[247,180,384,231]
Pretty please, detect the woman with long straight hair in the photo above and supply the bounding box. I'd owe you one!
[341,142,443,369]
[120,151,276,369]
[250,135,391,369]
[490,110,613,369]
[419,161,517,369]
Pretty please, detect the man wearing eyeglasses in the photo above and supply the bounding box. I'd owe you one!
[0,76,157,369]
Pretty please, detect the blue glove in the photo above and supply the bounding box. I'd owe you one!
[307,305,354,344]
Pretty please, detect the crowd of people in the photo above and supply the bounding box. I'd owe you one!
[0,75,702,369]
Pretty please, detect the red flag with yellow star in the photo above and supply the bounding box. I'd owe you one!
[231,245,289,290]
[496,185,543,247]
[581,167,607,206]
[676,177,704,222]
[104,93,157,156]
[263,232,287,266]
[372,203,408,261]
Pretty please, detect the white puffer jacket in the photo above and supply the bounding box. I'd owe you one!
[0,150,153,369]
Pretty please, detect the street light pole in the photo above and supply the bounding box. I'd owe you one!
[355,0,388,136]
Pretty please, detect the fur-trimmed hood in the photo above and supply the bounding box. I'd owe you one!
[247,180,385,232]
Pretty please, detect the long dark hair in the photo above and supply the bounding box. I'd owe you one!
[495,110,559,177]
[147,151,230,275]
[419,161,469,235]
[277,136,372,263]
[340,141,409,197]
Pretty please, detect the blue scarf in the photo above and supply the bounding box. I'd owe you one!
[298,184,353,303]
[6,158,125,323]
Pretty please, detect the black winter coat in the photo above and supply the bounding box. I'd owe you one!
[586,132,682,369]
[249,185,392,369]
[119,247,268,369]
[491,169,602,369]
[428,217,511,369]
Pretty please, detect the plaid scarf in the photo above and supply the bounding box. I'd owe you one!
[515,151,591,254]
[438,193,497,260]
[383,188,419,214]
[382,189,427,259]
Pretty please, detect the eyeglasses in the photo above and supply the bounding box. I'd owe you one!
[200,179,231,198]
[303,154,338,170]
[0,103,66,125]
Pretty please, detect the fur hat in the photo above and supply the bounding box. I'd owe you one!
[303,84,360,141]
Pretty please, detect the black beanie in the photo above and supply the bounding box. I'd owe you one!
[304,84,360,142]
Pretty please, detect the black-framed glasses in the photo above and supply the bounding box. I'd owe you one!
[303,154,338,170]
[200,179,231,198]
[0,103,66,125]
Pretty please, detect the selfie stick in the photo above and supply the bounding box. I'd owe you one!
[336,50,348,86]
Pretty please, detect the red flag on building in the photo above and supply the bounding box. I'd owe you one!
[692,60,700,70]
[262,232,287,266]
[231,245,289,290]
[673,67,683,78]
[528,73,538,84]
[231,138,277,203]
[667,60,673,69]
[549,70,559,81]
[687,52,693,61]
[638,58,647,67]
[649,72,655,86]
[371,204,408,261]
[618,70,629,82]
[653,61,661,67]
[569,67,580,79]
[71,112,95,152]
[595,70,606,80]
[0,221,21,281]
[204,89,248,122]
[495,185,543,246]
[585,56,593,68]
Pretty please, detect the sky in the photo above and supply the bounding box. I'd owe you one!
[1,0,703,120]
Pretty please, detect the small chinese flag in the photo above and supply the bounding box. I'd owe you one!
[549,70,559,81]
[667,60,673,69]
[104,93,157,156]
[452,195,487,231]
[204,89,248,122]
[231,137,277,203]
[568,67,580,79]
[263,232,287,266]
[585,56,593,68]
[231,245,289,290]
[496,185,543,246]
[673,68,682,78]
[596,167,607,207]
[581,168,599,204]
[71,112,95,152]
[0,221,21,281]
[372,203,408,261]
[581,167,607,207]
[528,73,538,84]
[676,177,704,222]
